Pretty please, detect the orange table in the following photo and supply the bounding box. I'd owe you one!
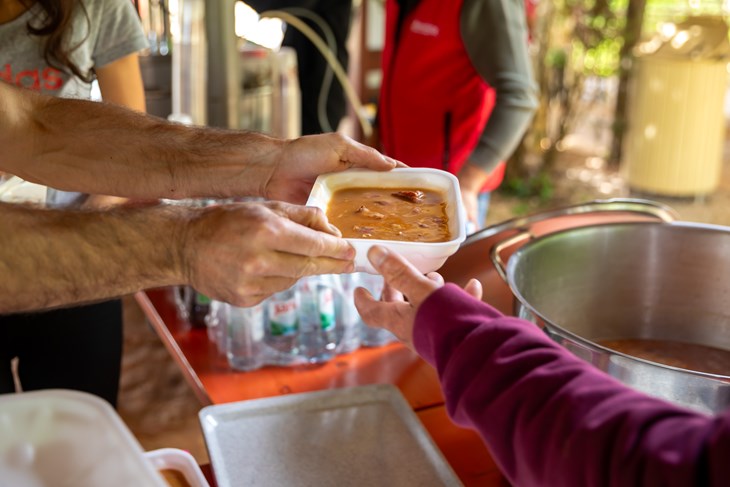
[136,288,508,486]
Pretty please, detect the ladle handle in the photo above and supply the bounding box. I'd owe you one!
[478,199,676,243]
[571,198,677,222]
[491,231,533,282]
[486,198,677,283]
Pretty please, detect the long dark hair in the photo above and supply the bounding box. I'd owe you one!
[22,0,92,83]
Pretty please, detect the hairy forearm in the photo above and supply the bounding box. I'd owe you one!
[0,202,188,313]
[0,81,282,200]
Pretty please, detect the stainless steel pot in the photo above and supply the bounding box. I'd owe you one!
[440,198,678,315]
[491,212,730,414]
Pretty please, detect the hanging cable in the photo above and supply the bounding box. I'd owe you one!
[259,9,373,138]
[276,7,337,133]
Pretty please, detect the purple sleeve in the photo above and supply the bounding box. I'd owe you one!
[413,284,730,486]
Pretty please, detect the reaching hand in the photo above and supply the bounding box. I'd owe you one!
[354,246,482,350]
[264,133,402,204]
[184,201,355,306]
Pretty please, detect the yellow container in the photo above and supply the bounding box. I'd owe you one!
[623,16,729,197]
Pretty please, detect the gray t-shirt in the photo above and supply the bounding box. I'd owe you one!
[0,0,147,206]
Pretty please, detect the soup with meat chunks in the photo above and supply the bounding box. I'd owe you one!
[326,187,450,242]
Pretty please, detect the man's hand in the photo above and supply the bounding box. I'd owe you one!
[263,133,401,204]
[354,246,482,350]
[0,201,353,313]
[183,201,355,307]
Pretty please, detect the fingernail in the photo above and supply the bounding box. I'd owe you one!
[368,246,388,267]
[343,245,356,260]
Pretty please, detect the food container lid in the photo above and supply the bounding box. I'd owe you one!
[199,384,462,486]
[0,389,166,487]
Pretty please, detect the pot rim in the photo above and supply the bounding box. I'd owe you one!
[506,220,730,382]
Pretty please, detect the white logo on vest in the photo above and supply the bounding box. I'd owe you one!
[410,20,440,37]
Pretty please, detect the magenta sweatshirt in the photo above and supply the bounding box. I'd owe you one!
[414,284,730,486]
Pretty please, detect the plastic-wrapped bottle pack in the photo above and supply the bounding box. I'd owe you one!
[175,272,398,372]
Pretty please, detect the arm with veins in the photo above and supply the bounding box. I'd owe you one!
[0,200,356,314]
[0,81,396,204]
[0,202,187,312]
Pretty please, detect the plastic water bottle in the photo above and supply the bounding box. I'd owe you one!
[226,302,267,371]
[173,285,193,320]
[190,290,211,329]
[358,273,398,347]
[205,299,228,354]
[336,273,362,354]
[266,287,300,356]
[297,276,337,363]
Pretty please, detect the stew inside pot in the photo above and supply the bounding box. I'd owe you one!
[598,339,730,376]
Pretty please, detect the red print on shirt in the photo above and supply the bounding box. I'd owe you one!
[0,64,64,91]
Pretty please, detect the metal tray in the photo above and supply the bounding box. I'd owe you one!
[199,384,462,486]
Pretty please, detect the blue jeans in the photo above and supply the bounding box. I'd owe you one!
[466,192,491,234]
[477,191,491,228]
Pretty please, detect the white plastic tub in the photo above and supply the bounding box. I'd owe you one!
[145,448,210,487]
[306,168,467,273]
[0,389,166,487]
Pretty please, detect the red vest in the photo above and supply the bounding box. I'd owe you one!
[379,0,505,191]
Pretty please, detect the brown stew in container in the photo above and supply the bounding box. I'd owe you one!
[160,469,192,487]
[326,187,450,242]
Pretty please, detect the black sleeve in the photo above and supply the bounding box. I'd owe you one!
[461,0,538,173]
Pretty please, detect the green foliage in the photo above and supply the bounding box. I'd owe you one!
[559,0,627,77]
[499,171,555,202]
[546,48,568,69]
[561,0,719,77]
[510,0,674,192]
[580,37,623,76]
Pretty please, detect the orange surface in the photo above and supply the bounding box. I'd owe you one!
[136,288,509,486]
[137,289,444,409]
[418,406,511,487]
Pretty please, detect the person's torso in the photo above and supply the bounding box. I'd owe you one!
[0,2,101,100]
[379,0,495,176]
[0,0,147,207]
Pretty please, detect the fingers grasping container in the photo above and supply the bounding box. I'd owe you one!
[354,245,484,350]
[353,246,441,350]
[184,201,355,307]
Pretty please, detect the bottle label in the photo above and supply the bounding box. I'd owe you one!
[195,292,212,305]
[318,287,335,331]
[268,298,298,336]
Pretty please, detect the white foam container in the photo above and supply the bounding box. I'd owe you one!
[145,448,210,487]
[0,389,166,487]
[306,168,467,274]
